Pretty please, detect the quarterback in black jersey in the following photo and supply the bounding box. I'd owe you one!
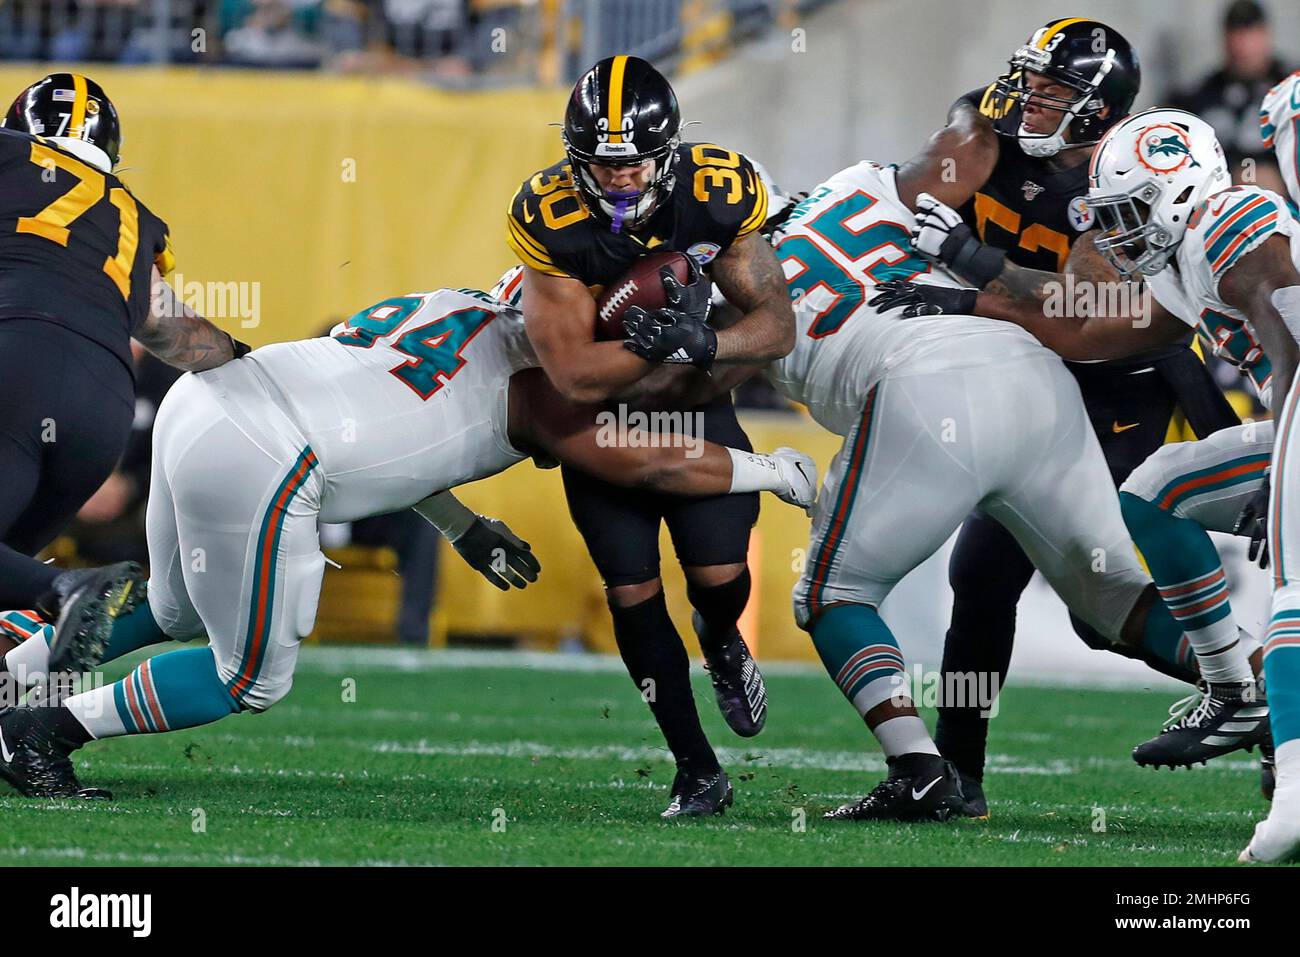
[507,56,794,818]
[0,74,245,697]
[875,19,1244,816]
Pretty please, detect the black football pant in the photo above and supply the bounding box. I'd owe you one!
[0,319,134,607]
[935,349,1242,783]
[562,393,759,774]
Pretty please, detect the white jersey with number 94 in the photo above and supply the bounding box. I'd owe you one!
[239,287,538,523]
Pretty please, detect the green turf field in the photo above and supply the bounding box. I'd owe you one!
[0,645,1283,866]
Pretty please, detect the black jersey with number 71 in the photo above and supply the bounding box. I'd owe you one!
[0,127,171,373]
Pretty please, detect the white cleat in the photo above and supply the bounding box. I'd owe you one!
[1239,739,1300,863]
[1239,815,1300,863]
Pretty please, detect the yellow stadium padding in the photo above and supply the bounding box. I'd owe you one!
[304,412,841,661]
[0,66,568,345]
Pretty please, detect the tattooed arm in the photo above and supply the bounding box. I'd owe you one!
[981,229,1116,301]
[709,231,795,363]
[139,266,246,371]
[968,230,1188,359]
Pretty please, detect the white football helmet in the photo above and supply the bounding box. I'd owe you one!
[1087,107,1231,276]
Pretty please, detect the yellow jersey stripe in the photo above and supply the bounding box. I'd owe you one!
[507,213,550,259]
[68,73,88,139]
[607,55,628,144]
[506,218,566,276]
[738,176,770,237]
[1036,17,1090,50]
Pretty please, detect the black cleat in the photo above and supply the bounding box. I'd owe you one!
[0,707,110,800]
[693,612,767,737]
[37,563,146,675]
[1132,681,1269,769]
[661,767,733,819]
[1261,732,1276,801]
[957,770,988,819]
[825,753,965,822]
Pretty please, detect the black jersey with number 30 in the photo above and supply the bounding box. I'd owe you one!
[506,141,768,288]
[0,127,171,372]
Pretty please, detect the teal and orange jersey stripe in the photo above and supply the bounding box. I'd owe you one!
[226,447,319,705]
[1205,194,1280,276]
[803,386,879,618]
[1153,453,1269,513]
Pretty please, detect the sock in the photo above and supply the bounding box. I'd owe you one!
[810,603,908,719]
[1120,492,1252,684]
[1138,596,1200,677]
[102,601,173,662]
[873,715,940,758]
[934,596,1016,782]
[685,568,750,656]
[609,591,719,775]
[1265,585,1300,749]
[63,647,240,740]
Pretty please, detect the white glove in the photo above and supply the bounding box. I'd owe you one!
[771,447,818,514]
[911,192,967,261]
[910,192,1007,288]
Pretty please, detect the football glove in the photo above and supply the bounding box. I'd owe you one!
[623,306,718,370]
[911,192,1007,289]
[451,516,541,591]
[663,257,712,324]
[772,447,818,514]
[868,280,978,318]
[1232,474,1271,569]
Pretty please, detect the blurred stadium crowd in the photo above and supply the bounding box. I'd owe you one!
[0,0,829,81]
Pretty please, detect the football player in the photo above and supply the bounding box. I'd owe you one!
[873,108,1300,854]
[0,284,816,800]
[672,159,1211,821]
[0,74,246,684]
[506,56,795,816]
[883,19,1244,816]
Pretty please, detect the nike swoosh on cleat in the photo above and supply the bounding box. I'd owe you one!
[0,728,13,764]
[911,776,942,801]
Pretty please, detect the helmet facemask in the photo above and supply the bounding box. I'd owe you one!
[564,133,680,234]
[1089,182,1177,277]
[992,44,1117,158]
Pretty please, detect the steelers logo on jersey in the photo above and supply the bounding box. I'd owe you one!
[1068,195,1094,232]
[1135,124,1201,175]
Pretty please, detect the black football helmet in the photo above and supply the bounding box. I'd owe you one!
[2,73,121,171]
[562,55,681,232]
[988,18,1140,158]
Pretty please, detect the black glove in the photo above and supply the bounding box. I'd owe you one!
[662,257,712,324]
[1233,474,1271,569]
[868,280,978,318]
[622,306,718,370]
[451,516,541,590]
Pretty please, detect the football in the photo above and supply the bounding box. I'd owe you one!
[592,250,694,340]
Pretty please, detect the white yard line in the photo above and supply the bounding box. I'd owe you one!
[293,645,1185,691]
